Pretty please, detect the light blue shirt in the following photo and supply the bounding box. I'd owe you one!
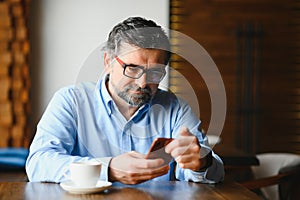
[26,77,224,183]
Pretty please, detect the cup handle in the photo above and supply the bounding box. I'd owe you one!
[62,166,70,180]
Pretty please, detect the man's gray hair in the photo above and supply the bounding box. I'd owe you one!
[103,16,170,64]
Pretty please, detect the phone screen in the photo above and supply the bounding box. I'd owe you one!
[146,138,173,164]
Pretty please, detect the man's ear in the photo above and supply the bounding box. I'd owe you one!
[103,52,111,74]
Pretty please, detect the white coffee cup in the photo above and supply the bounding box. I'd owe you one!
[67,161,101,187]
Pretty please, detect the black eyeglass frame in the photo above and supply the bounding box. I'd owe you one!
[115,56,166,82]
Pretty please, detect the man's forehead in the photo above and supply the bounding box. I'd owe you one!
[117,43,141,56]
[117,43,165,56]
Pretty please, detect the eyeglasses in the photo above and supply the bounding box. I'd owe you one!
[115,56,166,83]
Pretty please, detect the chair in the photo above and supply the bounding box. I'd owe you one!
[241,153,300,200]
[0,148,28,171]
[0,148,29,182]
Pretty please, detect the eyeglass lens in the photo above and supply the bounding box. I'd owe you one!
[124,65,165,82]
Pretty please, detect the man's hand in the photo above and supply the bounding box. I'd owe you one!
[109,151,170,184]
[165,126,207,171]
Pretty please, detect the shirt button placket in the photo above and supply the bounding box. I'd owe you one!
[122,121,132,152]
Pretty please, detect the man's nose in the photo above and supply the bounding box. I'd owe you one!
[135,73,147,88]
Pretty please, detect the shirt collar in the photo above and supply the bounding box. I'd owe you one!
[97,74,114,116]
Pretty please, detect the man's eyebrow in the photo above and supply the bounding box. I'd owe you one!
[126,61,165,68]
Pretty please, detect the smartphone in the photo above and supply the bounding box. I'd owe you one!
[146,138,173,164]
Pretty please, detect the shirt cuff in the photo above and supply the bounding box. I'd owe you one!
[189,152,225,183]
[94,157,112,181]
[188,159,220,184]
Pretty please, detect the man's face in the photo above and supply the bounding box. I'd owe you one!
[105,46,166,107]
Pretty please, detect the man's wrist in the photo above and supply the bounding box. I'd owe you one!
[197,151,213,172]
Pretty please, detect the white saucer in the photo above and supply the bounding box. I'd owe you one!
[60,180,112,194]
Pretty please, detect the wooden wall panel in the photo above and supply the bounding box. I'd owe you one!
[169,0,300,154]
[0,0,30,148]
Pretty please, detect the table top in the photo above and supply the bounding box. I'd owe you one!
[0,181,260,200]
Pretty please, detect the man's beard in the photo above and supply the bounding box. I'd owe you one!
[112,82,153,107]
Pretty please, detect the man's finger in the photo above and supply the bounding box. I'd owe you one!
[179,126,192,137]
[136,158,165,169]
[129,151,146,159]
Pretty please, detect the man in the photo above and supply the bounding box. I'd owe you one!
[26,17,224,184]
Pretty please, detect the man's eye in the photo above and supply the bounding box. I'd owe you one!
[127,66,141,73]
[151,68,165,73]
